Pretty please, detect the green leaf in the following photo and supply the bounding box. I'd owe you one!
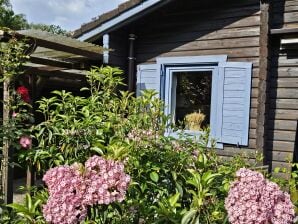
[150,171,159,183]
[169,192,180,207]
[181,209,197,224]
[90,147,104,155]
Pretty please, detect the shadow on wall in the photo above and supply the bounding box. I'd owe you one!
[266,0,298,171]
[131,0,261,63]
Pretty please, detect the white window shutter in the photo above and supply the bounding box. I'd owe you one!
[216,62,252,146]
[136,64,160,97]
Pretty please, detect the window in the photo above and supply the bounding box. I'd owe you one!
[173,71,212,129]
[136,56,252,147]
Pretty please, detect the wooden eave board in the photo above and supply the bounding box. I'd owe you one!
[271,28,298,35]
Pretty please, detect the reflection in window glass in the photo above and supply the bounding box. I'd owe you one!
[172,71,212,130]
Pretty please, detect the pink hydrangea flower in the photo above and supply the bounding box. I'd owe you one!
[12,112,18,118]
[19,136,32,149]
[127,128,159,142]
[42,156,130,224]
[225,168,295,224]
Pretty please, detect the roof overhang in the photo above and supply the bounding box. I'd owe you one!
[78,0,172,42]
[1,29,103,81]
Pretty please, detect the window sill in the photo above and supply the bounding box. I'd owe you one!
[165,130,223,149]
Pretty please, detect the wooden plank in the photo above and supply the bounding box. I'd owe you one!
[138,15,260,35]
[136,48,259,63]
[269,109,298,120]
[139,27,260,45]
[250,118,257,129]
[271,161,292,170]
[24,65,88,79]
[266,140,295,152]
[216,146,258,157]
[266,130,296,142]
[266,151,294,162]
[267,119,298,131]
[270,78,298,88]
[29,56,80,69]
[137,37,260,54]
[273,11,298,25]
[270,88,298,98]
[269,99,298,109]
[164,4,260,20]
[11,31,103,59]
[273,67,298,77]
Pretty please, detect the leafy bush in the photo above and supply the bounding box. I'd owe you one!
[6,66,296,223]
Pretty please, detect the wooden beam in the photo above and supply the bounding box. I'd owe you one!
[2,30,103,60]
[256,0,270,164]
[24,37,101,60]
[271,28,298,35]
[29,56,79,69]
[24,64,88,79]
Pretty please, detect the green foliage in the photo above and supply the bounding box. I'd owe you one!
[28,23,70,36]
[0,36,32,150]
[272,163,298,214]
[6,64,296,223]
[0,37,29,82]
[0,0,27,30]
[3,187,48,224]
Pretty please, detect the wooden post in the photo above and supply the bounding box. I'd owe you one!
[256,0,270,164]
[1,78,13,203]
[26,74,36,189]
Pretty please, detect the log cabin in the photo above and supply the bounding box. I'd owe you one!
[73,0,298,175]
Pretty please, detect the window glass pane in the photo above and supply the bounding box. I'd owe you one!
[173,71,212,130]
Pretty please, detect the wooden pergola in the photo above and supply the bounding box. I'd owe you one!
[0,29,103,203]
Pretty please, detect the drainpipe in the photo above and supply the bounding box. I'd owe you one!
[128,33,136,92]
[103,34,109,64]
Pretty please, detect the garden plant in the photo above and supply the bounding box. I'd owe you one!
[0,38,297,223]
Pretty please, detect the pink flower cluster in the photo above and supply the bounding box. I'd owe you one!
[225,168,295,224]
[42,156,131,224]
[19,136,32,149]
[127,128,158,142]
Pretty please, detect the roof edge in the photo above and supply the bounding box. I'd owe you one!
[75,0,172,42]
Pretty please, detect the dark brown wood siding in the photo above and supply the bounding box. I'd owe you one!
[268,0,298,172]
[272,0,298,29]
[132,0,260,156]
[105,0,297,168]
[109,29,129,68]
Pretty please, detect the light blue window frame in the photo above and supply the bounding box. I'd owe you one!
[157,55,227,148]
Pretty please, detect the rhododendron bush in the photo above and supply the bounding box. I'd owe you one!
[225,168,295,224]
[2,66,297,223]
[43,156,130,224]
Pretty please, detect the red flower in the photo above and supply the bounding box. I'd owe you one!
[16,86,30,103]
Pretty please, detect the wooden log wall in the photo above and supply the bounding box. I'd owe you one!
[272,0,298,29]
[105,0,298,169]
[108,29,129,69]
[132,0,261,158]
[268,0,298,173]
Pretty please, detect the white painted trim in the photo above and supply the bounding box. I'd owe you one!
[79,0,162,41]
[281,38,298,45]
[157,55,228,149]
[157,55,228,65]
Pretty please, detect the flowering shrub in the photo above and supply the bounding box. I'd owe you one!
[19,135,32,149]
[225,168,295,224]
[127,128,159,142]
[16,85,30,103]
[42,155,130,224]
